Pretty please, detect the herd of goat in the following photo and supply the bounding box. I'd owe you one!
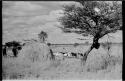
[2,41,84,59]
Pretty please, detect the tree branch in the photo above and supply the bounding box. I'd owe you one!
[100,26,122,38]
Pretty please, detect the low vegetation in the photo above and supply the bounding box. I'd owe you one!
[2,41,122,80]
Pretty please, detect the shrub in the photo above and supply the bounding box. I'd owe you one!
[18,42,52,64]
[74,43,79,47]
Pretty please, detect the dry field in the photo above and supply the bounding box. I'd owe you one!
[2,43,123,80]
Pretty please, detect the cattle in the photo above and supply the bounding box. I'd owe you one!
[71,52,77,57]
[61,52,78,58]
[65,52,83,58]
[78,53,83,57]
[55,52,77,58]
[64,52,72,57]
[59,52,71,57]
[77,53,84,59]
[53,52,63,56]
[63,53,68,57]
[60,52,65,55]
[52,51,84,59]
[53,52,65,60]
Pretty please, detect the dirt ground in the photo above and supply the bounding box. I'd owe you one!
[2,43,122,80]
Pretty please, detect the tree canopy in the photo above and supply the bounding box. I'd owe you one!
[38,31,48,43]
[59,1,122,38]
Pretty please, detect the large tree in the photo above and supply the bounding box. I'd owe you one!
[59,1,122,64]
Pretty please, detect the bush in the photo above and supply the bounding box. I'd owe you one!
[47,43,51,46]
[74,43,79,47]
[18,42,51,64]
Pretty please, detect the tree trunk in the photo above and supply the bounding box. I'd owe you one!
[81,34,100,65]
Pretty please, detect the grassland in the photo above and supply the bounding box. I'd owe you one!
[2,43,122,80]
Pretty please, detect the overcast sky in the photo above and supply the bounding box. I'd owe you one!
[2,1,122,44]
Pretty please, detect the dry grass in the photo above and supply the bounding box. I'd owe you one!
[2,43,122,80]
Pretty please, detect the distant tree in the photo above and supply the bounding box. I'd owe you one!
[74,43,79,47]
[38,31,48,43]
[5,41,21,48]
[59,1,122,64]
[47,43,51,46]
[85,41,89,44]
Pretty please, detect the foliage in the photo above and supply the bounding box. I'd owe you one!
[5,41,21,47]
[74,43,79,47]
[38,31,48,43]
[59,1,122,38]
[47,43,51,46]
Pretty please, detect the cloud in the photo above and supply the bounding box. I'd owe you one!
[28,9,64,24]
[49,10,64,17]
[2,1,78,43]
[33,1,77,10]
[3,1,46,17]
[58,1,81,6]
[14,2,43,11]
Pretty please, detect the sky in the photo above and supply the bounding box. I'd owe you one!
[2,1,122,44]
